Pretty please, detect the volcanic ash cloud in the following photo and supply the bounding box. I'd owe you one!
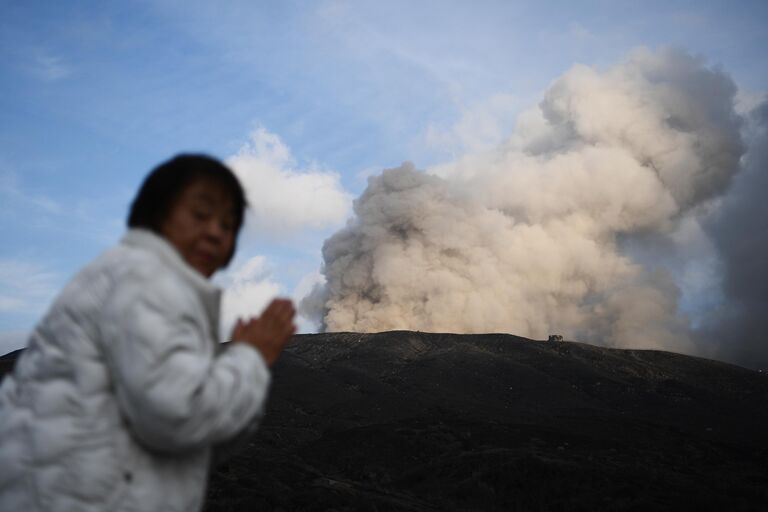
[304,48,745,353]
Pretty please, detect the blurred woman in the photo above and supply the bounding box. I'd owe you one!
[0,154,296,511]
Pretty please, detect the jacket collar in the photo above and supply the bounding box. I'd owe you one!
[121,228,221,342]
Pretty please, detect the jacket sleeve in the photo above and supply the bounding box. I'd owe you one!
[100,272,271,454]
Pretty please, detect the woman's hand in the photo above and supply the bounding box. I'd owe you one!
[231,298,296,367]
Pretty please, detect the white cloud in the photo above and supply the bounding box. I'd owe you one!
[218,126,356,338]
[28,48,73,82]
[0,260,58,315]
[227,127,353,237]
[0,260,58,356]
[0,172,61,215]
[424,93,522,155]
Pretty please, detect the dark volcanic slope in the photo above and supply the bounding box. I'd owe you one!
[207,333,768,512]
[3,333,767,511]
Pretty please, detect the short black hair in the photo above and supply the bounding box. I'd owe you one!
[128,154,247,265]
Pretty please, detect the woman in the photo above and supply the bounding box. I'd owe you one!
[0,155,296,511]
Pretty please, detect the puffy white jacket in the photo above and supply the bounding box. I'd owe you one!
[0,228,271,512]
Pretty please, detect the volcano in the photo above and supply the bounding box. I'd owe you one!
[2,332,767,511]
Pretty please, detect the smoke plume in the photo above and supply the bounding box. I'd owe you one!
[698,97,768,368]
[304,48,756,358]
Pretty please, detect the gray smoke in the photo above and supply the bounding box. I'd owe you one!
[303,48,755,358]
[698,97,768,368]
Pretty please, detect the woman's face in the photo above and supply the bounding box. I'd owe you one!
[160,179,237,278]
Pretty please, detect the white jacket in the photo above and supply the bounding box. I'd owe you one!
[0,228,271,512]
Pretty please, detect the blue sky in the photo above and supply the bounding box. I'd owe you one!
[1,0,767,355]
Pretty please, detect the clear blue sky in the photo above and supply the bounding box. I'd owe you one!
[1,0,766,354]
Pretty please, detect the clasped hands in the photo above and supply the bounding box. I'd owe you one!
[231,298,296,367]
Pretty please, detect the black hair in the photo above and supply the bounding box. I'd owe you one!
[128,154,247,265]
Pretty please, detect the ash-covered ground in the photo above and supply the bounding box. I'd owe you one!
[2,332,767,511]
[206,332,768,511]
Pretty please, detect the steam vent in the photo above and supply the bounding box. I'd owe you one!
[3,331,767,511]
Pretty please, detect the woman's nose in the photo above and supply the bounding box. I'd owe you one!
[204,218,226,240]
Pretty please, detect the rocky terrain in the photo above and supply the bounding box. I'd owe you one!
[3,332,768,510]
